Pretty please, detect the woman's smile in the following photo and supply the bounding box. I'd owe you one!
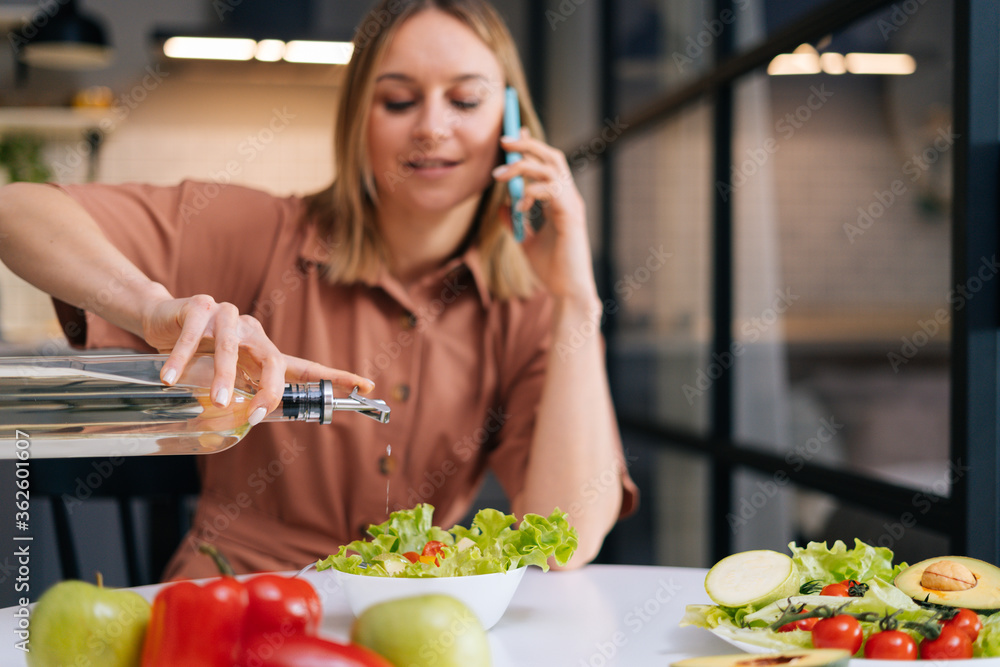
[405,156,463,177]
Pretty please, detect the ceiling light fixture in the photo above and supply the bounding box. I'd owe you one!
[844,53,917,75]
[767,53,821,76]
[254,39,286,62]
[819,52,846,75]
[161,37,353,65]
[768,44,916,76]
[282,40,354,65]
[14,0,113,70]
[163,36,256,61]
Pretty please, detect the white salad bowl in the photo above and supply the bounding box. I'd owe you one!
[333,565,528,630]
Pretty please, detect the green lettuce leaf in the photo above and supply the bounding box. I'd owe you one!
[976,611,1000,657]
[789,539,906,584]
[316,504,578,578]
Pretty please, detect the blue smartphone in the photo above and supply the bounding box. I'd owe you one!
[503,86,525,242]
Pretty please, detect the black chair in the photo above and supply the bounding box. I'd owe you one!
[31,456,201,586]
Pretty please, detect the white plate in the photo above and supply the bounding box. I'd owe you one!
[709,629,1000,666]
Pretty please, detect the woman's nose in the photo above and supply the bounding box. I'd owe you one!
[413,98,453,144]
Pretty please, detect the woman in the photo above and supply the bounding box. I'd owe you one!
[0,0,637,578]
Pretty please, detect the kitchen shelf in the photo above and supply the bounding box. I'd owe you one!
[0,107,112,137]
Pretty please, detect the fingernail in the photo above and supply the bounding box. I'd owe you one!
[162,368,178,385]
[248,407,267,426]
[492,165,508,177]
[215,388,229,407]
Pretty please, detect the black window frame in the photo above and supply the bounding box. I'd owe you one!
[575,0,1000,563]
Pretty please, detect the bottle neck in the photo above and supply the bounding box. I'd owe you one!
[275,381,332,423]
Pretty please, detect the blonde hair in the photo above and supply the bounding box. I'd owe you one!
[305,0,542,300]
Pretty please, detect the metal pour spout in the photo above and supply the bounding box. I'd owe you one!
[327,386,391,424]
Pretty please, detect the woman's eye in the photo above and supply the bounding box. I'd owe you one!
[452,99,480,111]
[384,100,415,112]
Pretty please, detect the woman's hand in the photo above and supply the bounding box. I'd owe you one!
[493,129,600,308]
[142,295,373,424]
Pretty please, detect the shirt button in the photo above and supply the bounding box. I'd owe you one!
[392,383,411,402]
[378,454,396,476]
[401,312,418,329]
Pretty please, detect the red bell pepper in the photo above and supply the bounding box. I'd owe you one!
[242,572,323,642]
[141,544,325,666]
[238,634,394,667]
[140,574,248,667]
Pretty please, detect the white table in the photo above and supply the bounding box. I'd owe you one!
[2,564,737,666]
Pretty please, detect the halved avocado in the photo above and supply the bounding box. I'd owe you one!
[895,555,1000,613]
[672,649,851,667]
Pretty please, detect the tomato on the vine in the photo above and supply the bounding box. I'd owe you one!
[820,583,850,597]
[941,608,982,642]
[920,626,974,660]
[778,617,819,633]
[864,630,918,660]
[812,615,864,654]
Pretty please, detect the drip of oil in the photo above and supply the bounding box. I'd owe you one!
[385,443,392,516]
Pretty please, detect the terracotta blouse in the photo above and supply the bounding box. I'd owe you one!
[53,180,638,580]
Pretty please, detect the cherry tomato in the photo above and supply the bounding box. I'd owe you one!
[812,615,864,654]
[864,630,918,660]
[921,626,973,660]
[941,608,982,642]
[820,583,851,597]
[778,617,819,632]
[421,540,445,560]
[402,551,420,563]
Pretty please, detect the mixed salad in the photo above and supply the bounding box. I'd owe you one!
[682,540,1000,659]
[317,503,578,578]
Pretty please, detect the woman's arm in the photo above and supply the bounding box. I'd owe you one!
[0,182,372,418]
[519,294,624,567]
[493,134,628,567]
[0,182,172,338]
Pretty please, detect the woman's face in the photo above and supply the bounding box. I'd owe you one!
[367,9,506,216]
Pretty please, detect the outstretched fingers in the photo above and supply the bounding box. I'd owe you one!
[284,356,376,394]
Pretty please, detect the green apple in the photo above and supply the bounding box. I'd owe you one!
[27,578,150,667]
[351,594,491,667]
